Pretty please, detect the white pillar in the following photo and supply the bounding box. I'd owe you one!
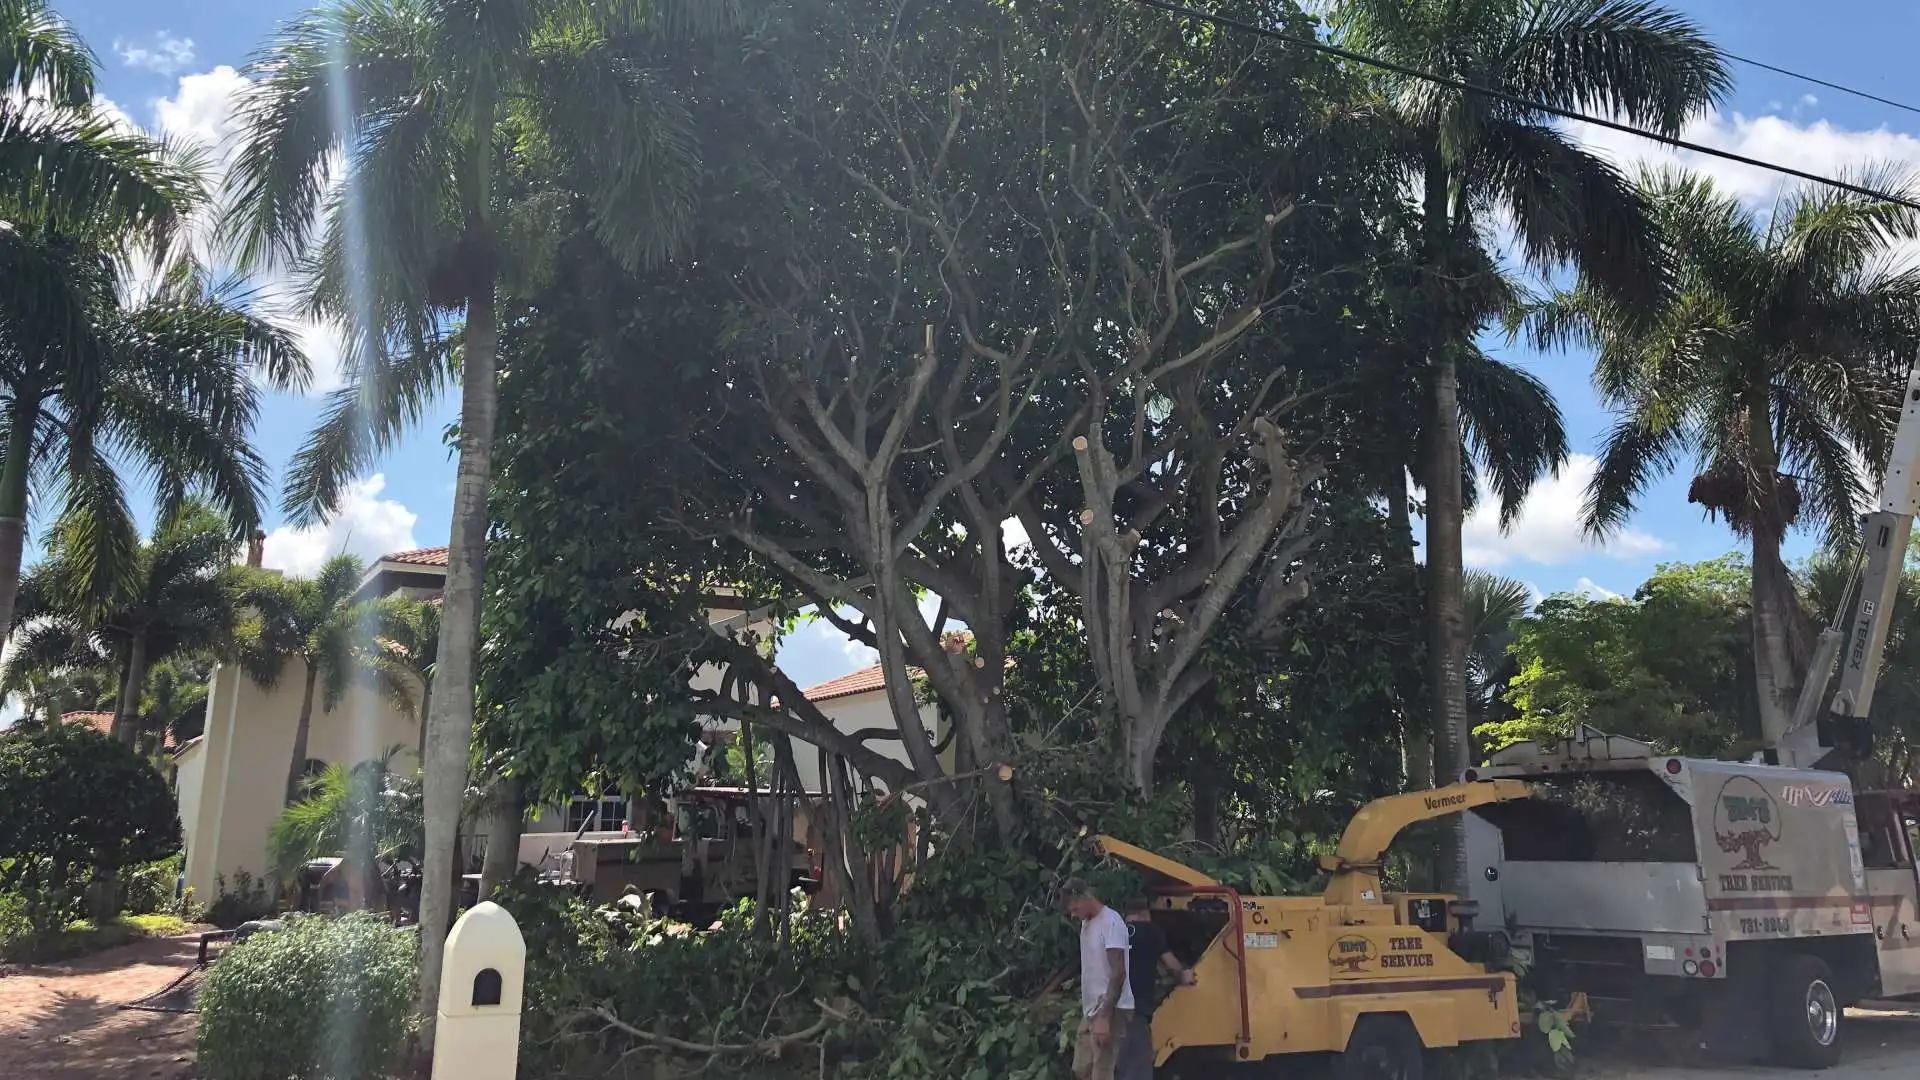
[431,901,526,1080]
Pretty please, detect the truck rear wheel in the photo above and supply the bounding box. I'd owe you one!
[1337,1015,1424,1080]
[1770,953,1843,1069]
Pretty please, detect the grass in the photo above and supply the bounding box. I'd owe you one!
[1,912,194,964]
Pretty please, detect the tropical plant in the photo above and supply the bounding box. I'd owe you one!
[0,0,198,242]
[221,0,731,1014]
[1532,169,1920,746]
[133,656,213,749]
[363,596,438,758]
[235,554,373,804]
[1328,0,1729,890]
[8,502,242,745]
[1462,569,1535,738]
[0,241,307,645]
[268,752,423,881]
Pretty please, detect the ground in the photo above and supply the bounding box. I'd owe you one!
[0,933,199,1080]
[1588,1003,1920,1079]
[2,938,1917,1079]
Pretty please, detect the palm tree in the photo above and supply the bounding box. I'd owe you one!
[7,501,244,746]
[1534,169,1920,747]
[236,554,373,804]
[0,0,199,242]
[1463,570,1534,735]
[363,595,439,760]
[1328,0,1728,891]
[221,0,728,1013]
[0,239,309,645]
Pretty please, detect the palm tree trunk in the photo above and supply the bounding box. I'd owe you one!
[0,396,39,644]
[1420,159,1472,893]
[416,251,501,1032]
[1751,523,1805,747]
[1387,477,1434,789]
[113,634,150,747]
[284,662,320,805]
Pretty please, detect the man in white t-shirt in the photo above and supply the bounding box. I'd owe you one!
[1062,878,1133,1080]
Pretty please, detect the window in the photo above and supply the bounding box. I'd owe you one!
[565,795,629,833]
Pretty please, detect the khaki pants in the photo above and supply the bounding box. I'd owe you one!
[1073,1010,1132,1080]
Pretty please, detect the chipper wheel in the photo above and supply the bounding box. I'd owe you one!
[1336,1014,1425,1080]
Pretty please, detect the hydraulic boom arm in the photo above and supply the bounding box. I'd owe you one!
[1781,359,1920,768]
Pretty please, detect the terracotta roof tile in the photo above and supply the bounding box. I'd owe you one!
[61,711,176,749]
[797,665,887,702]
[62,711,114,735]
[384,546,449,567]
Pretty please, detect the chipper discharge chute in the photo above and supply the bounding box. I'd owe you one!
[1097,779,1534,1079]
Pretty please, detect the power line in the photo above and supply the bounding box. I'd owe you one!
[1124,0,1920,213]
[1725,52,1920,120]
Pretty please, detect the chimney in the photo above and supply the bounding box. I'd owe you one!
[247,529,266,568]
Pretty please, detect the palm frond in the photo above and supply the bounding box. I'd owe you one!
[0,103,202,244]
[1498,0,1730,134]
[0,0,96,106]
[1457,348,1569,527]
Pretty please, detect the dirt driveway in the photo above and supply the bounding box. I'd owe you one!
[0,934,200,1080]
[1591,1002,1920,1079]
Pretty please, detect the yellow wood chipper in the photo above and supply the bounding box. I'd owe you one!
[1098,779,1536,1078]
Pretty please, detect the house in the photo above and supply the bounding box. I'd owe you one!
[175,547,450,899]
[173,541,949,900]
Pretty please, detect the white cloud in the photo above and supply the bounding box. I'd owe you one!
[261,474,418,577]
[1456,454,1667,568]
[1575,108,1920,217]
[1573,577,1622,601]
[115,33,196,76]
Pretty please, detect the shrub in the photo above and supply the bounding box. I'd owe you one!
[197,913,417,1080]
[122,854,184,916]
[0,725,180,921]
[205,871,275,929]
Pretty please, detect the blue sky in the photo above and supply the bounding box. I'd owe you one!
[69,0,1920,689]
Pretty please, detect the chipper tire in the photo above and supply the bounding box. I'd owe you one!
[1770,953,1843,1069]
[1337,1014,1424,1080]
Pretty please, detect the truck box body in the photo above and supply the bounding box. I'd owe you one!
[1466,730,1875,988]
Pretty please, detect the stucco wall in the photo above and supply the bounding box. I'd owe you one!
[181,661,421,899]
[789,690,942,794]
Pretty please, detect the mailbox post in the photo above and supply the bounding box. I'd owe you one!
[431,901,526,1080]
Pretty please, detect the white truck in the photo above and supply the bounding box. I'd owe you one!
[1459,359,1920,1066]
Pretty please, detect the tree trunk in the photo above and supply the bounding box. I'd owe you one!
[113,634,150,747]
[415,266,501,1033]
[414,677,432,767]
[476,774,523,900]
[1419,158,1472,895]
[1751,524,1805,748]
[0,396,39,645]
[284,662,320,805]
[1387,470,1434,790]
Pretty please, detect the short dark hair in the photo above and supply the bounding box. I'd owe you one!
[1061,877,1095,901]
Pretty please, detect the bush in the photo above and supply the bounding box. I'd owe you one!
[0,725,179,920]
[205,871,275,929]
[122,854,184,916]
[198,913,417,1080]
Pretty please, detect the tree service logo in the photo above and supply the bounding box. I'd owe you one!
[1328,935,1376,974]
[1713,775,1782,871]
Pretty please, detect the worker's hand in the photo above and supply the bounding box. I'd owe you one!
[1090,1015,1110,1046]
[1176,967,1197,987]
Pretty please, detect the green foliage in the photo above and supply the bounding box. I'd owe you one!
[268,755,423,880]
[0,723,179,925]
[205,870,275,929]
[0,910,192,964]
[121,853,183,916]
[197,913,418,1080]
[1485,557,1757,757]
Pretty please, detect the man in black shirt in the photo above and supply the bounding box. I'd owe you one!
[1118,896,1195,1080]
